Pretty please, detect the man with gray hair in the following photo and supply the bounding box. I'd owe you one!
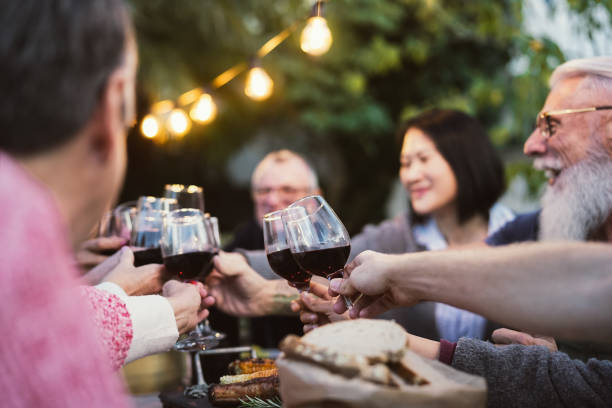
[225,149,320,252]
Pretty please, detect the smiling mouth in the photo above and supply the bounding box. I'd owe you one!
[544,168,562,185]
[534,158,563,186]
[410,188,429,198]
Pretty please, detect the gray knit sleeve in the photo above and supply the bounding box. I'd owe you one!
[452,338,612,408]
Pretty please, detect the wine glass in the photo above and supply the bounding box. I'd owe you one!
[138,196,179,213]
[162,209,223,352]
[113,200,138,241]
[164,184,205,212]
[282,195,354,307]
[130,208,165,266]
[130,197,178,266]
[263,209,311,292]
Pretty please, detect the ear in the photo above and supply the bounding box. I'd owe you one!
[87,67,128,164]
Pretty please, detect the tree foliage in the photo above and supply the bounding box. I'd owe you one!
[122,0,608,233]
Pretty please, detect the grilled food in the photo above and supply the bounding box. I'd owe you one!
[208,358,280,407]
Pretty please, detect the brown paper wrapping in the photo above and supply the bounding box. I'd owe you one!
[277,349,486,408]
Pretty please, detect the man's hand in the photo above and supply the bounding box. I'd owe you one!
[163,280,214,335]
[329,250,420,318]
[206,251,298,317]
[492,328,558,352]
[92,247,164,295]
[290,281,349,333]
[76,236,126,270]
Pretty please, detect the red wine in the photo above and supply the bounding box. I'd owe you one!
[163,251,216,280]
[132,247,163,266]
[266,248,311,291]
[292,245,351,279]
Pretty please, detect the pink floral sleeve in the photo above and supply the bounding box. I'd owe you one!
[79,286,133,370]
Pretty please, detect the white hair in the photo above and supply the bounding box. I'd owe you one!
[251,149,319,190]
[550,56,612,98]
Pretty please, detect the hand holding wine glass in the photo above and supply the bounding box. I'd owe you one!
[282,195,355,308]
[161,208,222,351]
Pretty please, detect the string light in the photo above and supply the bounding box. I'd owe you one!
[141,4,334,140]
[301,2,332,56]
[167,108,191,137]
[190,92,217,124]
[245,66,274,101]
[141,114,160,138]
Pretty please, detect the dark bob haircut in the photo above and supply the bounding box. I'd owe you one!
[398,109,505,225]
[0,0,130,156]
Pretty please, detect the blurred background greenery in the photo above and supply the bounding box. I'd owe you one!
[121,0,612,236]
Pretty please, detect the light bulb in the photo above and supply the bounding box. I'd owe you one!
[190,93,217,124]
[300,16,332,56]
[167,108,191,137]
[141,114,160,138]
[245,67,273,101]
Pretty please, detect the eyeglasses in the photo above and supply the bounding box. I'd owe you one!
[537,106,612,139]
[253,186,311,200]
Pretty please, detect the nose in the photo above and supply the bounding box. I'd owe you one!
[263,190,283,211]
[523,128,548,157]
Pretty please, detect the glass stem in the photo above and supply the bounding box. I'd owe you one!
[192,351,207,387]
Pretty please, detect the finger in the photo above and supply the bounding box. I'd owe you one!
[303,324,318,333]
[332,296,348,315]
[300,312,319,324]
[492,328,534,345]
[300,292,334,314]
[308,281,332,300]
[84,236,127,251]
[202,295,215,308]
[357,299,388,319]
[290,300,302,313]
[197,308,210,321]
[329,277,359,298]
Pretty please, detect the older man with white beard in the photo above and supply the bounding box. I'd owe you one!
[325,56,612,408]
[486,57,612,246]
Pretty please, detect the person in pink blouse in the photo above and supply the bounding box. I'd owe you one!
[0,0,212,406]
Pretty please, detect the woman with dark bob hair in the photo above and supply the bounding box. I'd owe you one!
[298,108,515,342]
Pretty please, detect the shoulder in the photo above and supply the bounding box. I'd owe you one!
[485,210,541,246]
[352,212,419,254]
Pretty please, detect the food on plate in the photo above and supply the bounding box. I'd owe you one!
[279,319,428,388]
[228,358,276,375]
[208,358,280,407]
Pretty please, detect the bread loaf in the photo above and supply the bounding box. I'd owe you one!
[301,318,409,363]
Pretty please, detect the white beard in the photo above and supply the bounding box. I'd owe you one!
[539,151,612,241]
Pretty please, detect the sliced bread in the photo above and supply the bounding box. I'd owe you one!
[300,319,409,363]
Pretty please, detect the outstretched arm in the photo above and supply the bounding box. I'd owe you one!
[331,242,612,342]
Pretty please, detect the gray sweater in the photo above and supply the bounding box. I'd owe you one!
[453,338,612,407]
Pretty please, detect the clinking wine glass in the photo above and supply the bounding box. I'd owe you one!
[282,195,354,308]
[263,209,311,293]
[130,198,177,266]
[96,200,137,255]
[162,209,223,351]
[164,184,205,212]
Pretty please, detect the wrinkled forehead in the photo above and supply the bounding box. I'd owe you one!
[545,75,610,111]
